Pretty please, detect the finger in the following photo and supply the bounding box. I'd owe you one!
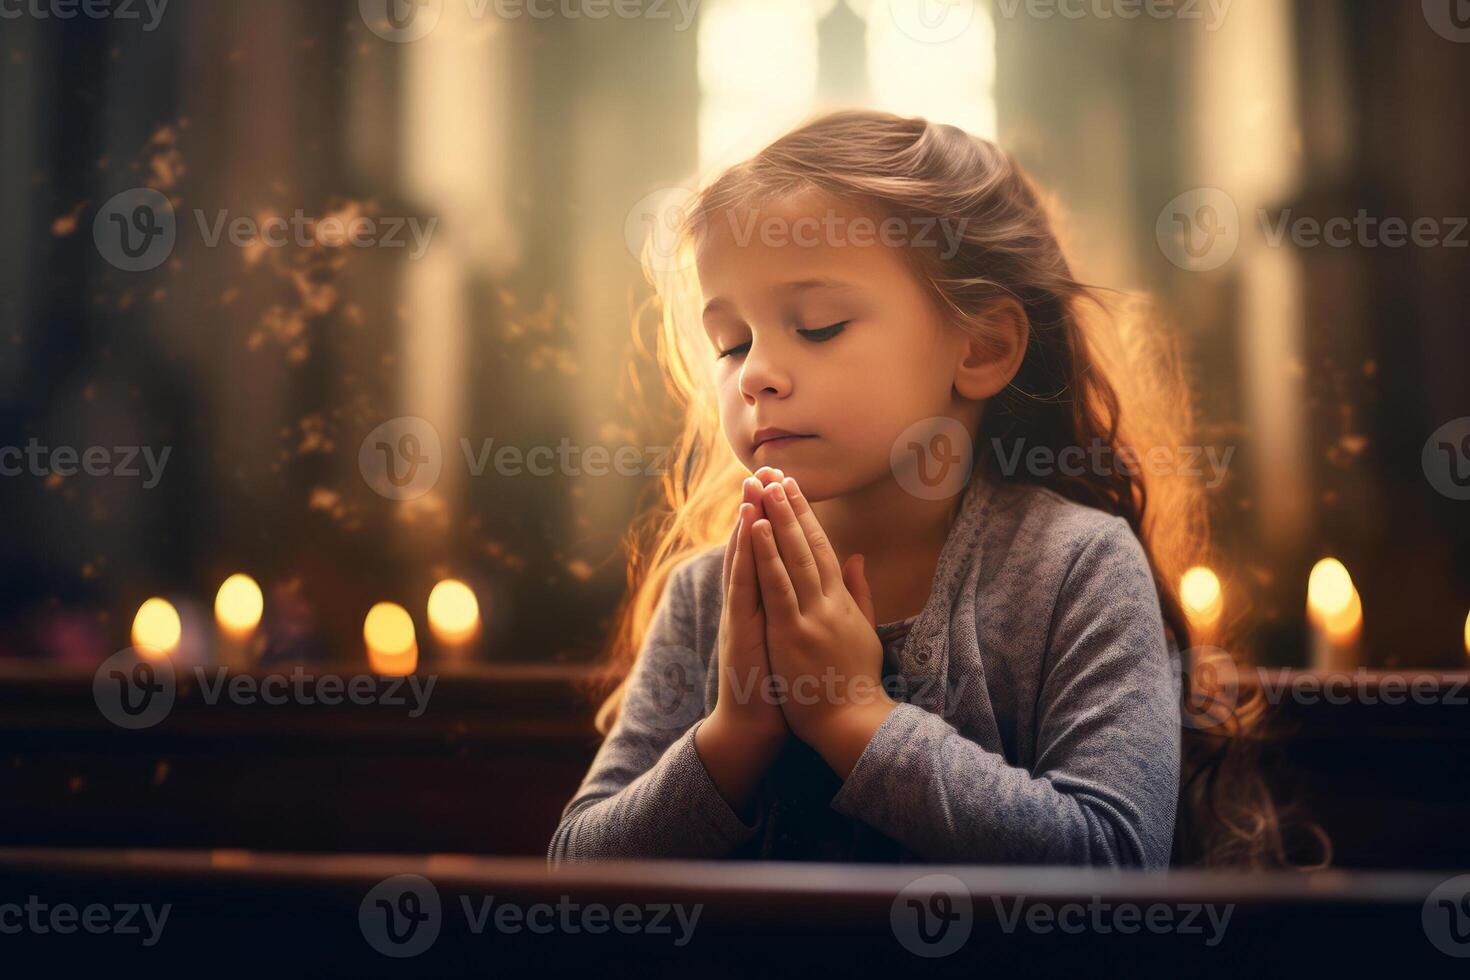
[721,504,741,596]
[752,466,784,486]
[844,554,877,629]
[780,477,842,595]
[750,517,800,624]
[762,480,823,610]
[724,476,764,593]
[728,503,761,622]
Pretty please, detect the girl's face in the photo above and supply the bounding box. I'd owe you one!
[695,190,973,502]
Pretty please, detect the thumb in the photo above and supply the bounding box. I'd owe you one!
[844,554,876,629]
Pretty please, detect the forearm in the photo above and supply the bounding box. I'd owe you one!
[829,703,1178,868]
[692,710,786,822]
[549,720,769,863]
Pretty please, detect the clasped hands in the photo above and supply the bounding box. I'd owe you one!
[705,466,899,779]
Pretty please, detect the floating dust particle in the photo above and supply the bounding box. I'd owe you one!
[51,201,88,237]
[295,414,335,456]
[566,559,594,582]
[152,760,170,785]
[67,776,84,793]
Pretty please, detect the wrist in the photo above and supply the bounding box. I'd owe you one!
[704,706,788,759]
[804,694,899,779]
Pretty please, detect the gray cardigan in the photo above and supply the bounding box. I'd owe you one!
[548,472,1181,868]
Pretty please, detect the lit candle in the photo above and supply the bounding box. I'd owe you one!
[364,602,418,676]
[1179,565,1223,646]
[131,597,181,661]
[214,573,264,668]
[427,578,481,658]
[1307,558,1362,671]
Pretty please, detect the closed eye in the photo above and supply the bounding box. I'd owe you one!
[717,321,850,360]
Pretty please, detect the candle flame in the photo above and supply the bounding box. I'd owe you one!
[1180,566,1223,627]
[131,597,181,660]
[365,602,417,676]
[428,578,480,644]
[215,573,264,637]
[1307,558,1355,620]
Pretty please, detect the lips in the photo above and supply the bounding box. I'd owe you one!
[752,428,817,452]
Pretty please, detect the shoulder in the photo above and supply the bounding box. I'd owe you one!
[982,480,1145,585]
[658,544,727,643]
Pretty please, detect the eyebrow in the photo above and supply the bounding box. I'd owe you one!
[701,277,859,319]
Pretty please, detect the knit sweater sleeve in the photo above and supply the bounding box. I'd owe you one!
[547,553,766,863]
[828,516,1181,867]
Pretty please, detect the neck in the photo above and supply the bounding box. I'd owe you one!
[811,474,970,622]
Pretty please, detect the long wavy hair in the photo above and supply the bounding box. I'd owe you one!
[589,109,1330,870]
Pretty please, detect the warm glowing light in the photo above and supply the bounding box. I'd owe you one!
[1307,558,1355,621]
[428,579,480,645]
[1462,610,1468,658]
[697,0,819,173]
[214,574,264,637]
[1323,585,1362,639]
[364,602,418,676]
[1180,566,1224,627]
[131,597,181,660]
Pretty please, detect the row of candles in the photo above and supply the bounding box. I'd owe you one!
[122,558,1466,675]
[1177,557,1469,668]
[128,575,482,676]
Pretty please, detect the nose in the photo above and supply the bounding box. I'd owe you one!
[738,338,792,404]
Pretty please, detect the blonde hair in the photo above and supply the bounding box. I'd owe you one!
[589,109,1329,870]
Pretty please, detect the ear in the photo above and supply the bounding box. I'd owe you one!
[952,297,1029,401]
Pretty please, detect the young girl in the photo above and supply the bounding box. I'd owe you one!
[549,110,1309,868]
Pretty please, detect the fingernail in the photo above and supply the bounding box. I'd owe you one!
[770,483,785,502]
[782,477,798,497]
